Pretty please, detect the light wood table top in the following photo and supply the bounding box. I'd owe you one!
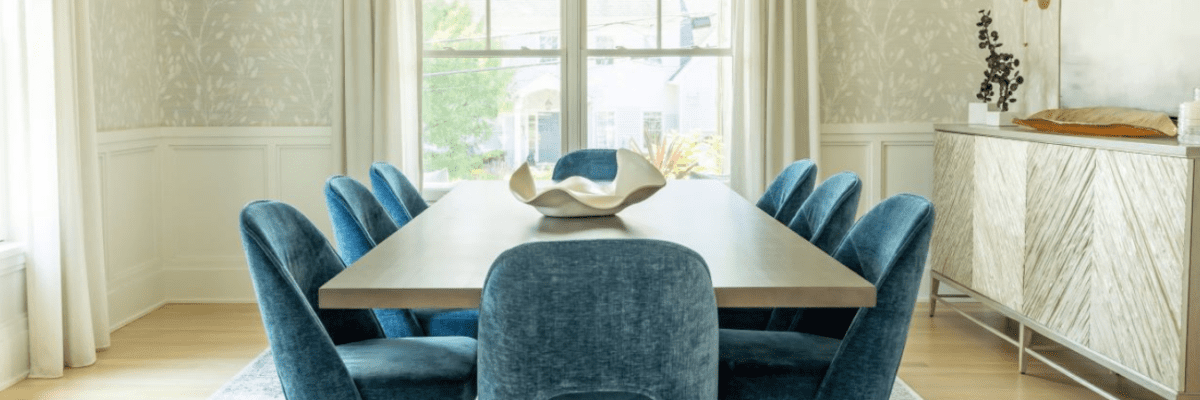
[319,180,875,309]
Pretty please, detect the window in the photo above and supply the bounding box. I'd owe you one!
[539,35,559,63]
[592,36,614,65]
[642,111,662,140]
[422,0,732,185]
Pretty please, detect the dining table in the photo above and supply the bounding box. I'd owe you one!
[319,180,876,309]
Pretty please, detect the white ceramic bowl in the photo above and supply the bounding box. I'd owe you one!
[509,149,667,217]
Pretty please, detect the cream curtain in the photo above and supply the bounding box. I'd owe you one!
[730,0,819,200]
[340,0,423,186]
[3,0,111,378]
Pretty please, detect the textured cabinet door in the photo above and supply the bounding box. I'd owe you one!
[1090,149,1189,390]
[1023,143,1094,347]
[972,136,1027,311]
[931,132,974,286]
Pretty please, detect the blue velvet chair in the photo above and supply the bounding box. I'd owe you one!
[755,159,817,224]
[718,194,935,400]
[239,200,477,400]
[551,149,618,182]
[325,175,399,266]
[324,175,478,339]
[370,162,428,227]
[479,239,719,399]
[764,171,863,331]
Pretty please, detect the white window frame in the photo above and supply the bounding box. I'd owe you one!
[0,0,16,243]
[422,0,732,169]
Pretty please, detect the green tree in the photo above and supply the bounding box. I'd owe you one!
[422,1,514,180]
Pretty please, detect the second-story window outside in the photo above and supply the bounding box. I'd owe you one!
[422,0,731,185]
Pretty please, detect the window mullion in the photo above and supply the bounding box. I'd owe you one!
[562,0,585,153]
[485,0,491,50]
[656,0,662,49]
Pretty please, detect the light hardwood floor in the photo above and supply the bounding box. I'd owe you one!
[0,302,1167,399]
[0,304,267,400]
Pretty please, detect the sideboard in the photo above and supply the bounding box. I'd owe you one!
[929,124,1200,400]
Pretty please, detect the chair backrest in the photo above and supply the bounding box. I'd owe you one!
[812,194,934,400]
[755,160,817,224]
[325,175,399,265]
[478,239,719,400]
[764,172,863,331]
[788,171,862,254]
[551,149,618,182]
[240,200,386,400]
[369,162,429,226]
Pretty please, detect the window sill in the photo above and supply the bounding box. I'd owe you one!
[0,241,26,271]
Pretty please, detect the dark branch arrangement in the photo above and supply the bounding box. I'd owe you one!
[975,10,1024,112]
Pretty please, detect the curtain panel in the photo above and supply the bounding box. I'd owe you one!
[3,0,111,378]
[730,0,820,200]
[339,0,423,187]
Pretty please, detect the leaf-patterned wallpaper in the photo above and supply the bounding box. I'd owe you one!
[91,0,161,131]
[89,0,1039,128]
[159,0,335,126]
[90,0,335,129]
[818,0,992,124]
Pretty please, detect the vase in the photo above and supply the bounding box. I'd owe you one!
[984,110,1019,126]
[968,102,994,125]
[509,148,667,217]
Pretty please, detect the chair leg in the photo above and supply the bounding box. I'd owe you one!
[928,276,940,317]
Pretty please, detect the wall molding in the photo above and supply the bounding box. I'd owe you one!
[105,259,160,293]
[819,122,940,298]
[821,122,936,135]
[154,126,332,139]
[97,126,336,306]
[96,127,160,147]
[108,299,167,333]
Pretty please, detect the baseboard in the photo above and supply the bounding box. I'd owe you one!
[166,298,257,304]
[108,299,168,333]
[162,267,256,302]
[0,371,28,394]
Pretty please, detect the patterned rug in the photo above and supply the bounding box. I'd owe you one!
[210,350,926,400]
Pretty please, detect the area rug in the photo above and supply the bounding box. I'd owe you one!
[210,350,926,400]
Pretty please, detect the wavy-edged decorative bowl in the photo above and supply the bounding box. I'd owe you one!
[509,149,667,217]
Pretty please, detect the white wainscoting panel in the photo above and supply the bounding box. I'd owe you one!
[279,145,336,237]
[0,247,28,390]
[98,127,336,305]
[820,123,937,298]
[164,145,268,266]
[98,128,164,330]
[159,127,335,302]
[818,143,873,217]
[883,144,935,199]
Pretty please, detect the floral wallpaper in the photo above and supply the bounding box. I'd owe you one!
[818,0,992,124]
[158,0,335,126]
[91,0,161,131]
